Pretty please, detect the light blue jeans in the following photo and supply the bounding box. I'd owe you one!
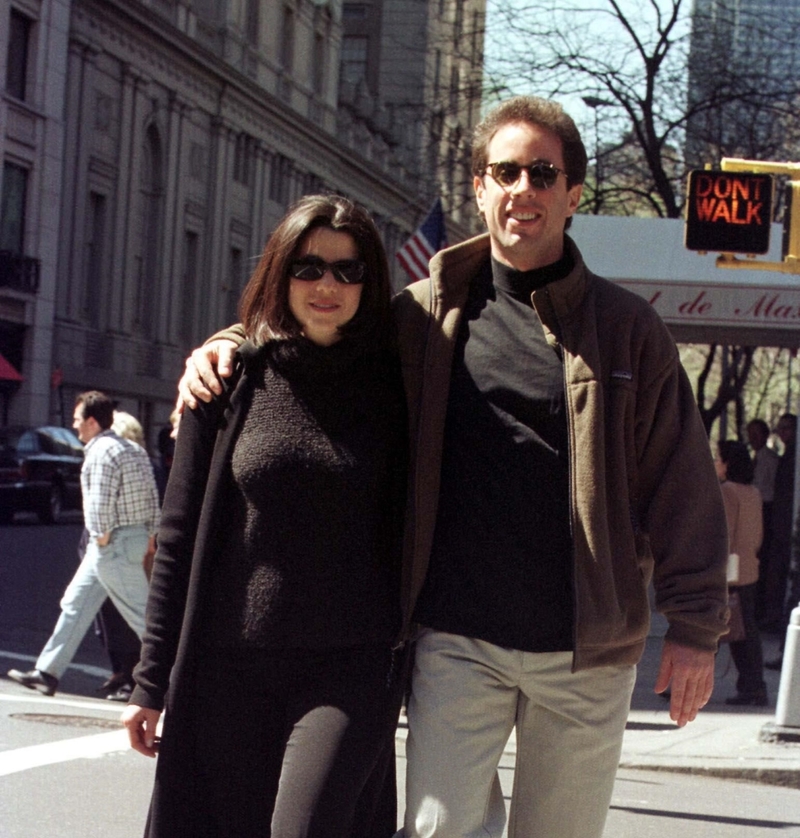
[399,629,636,838]
[36,525,149,679]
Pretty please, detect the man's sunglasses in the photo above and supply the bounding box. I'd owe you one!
[289,256,366,285]
[484,161,566,190]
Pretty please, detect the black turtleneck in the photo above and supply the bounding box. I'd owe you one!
[414,249,575,652]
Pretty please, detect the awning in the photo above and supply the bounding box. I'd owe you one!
[0,353,23,382]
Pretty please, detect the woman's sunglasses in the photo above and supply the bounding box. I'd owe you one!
[289,256,366,285]
[484,161,566,190]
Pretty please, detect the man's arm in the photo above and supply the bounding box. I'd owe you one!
[177,324,246,409]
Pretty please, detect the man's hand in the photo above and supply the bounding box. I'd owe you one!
[142,535,156,582]
[96,532,111,547]
[654,639,715,727]
[177,339,238,410]
[121,704,162,758]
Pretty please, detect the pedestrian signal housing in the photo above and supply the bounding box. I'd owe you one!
[685,170,773,255]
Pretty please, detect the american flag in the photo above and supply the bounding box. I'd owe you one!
[396,198,448,283]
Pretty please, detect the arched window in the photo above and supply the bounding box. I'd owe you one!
[134,125,164,336]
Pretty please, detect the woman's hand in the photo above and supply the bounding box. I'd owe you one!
[121,704,163,758]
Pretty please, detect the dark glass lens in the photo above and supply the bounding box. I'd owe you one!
[289,258,366,284]
[488,161,561,189]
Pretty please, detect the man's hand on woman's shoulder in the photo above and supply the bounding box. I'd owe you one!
[177,339,238,410]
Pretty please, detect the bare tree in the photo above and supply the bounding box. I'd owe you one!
[694,345,755,437]
[483,0,800,220]
[481,0,800,435]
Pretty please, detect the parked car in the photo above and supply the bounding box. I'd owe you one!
[0,426,84,524]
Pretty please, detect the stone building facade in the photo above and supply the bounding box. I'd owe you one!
[0,0,484,444]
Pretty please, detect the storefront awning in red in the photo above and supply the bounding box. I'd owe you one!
[0,353,23,382]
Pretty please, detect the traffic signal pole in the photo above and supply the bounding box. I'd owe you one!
[715,157,800,273]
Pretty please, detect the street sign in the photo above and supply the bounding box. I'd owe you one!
[685,169,773,254]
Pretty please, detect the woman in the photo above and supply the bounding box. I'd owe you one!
[122,195,407,837]
[716,439,767,706]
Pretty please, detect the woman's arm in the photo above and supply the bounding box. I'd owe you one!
[129,395,223,711]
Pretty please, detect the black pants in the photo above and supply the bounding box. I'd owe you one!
[728,583,766,695]
[190,645,404,838]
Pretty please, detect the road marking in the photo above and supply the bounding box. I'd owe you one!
[0,729,131,776]
[0,692,122,713]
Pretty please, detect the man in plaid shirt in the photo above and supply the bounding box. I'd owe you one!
[8,391,159,697]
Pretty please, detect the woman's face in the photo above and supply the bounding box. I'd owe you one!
[288,228,363,346]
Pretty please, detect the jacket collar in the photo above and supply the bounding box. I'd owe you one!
[428,232,591,319]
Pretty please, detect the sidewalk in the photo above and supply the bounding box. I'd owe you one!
[396,613,800,789]
[618,611,800,788]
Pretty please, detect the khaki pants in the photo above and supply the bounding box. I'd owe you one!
[400,629,636,838]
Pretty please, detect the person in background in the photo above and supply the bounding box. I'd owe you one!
[178,97,729,838]
[765,413,798,670]
[90,411,155,702]
[716,440,766,705]
[122,195,407,838]
[7,392,158,697]
[153,411,178,503]
[747,418,779,628]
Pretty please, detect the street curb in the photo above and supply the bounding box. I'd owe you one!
[617,760,800,790]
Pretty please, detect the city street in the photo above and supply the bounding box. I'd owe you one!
[2,522,800,837]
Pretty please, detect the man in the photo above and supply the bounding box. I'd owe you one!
[764,413,798,669]
[179,97,728,838]
[8,391,159,697]
[747,417,780,627]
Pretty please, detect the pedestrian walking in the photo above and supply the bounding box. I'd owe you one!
[122,195,408,838]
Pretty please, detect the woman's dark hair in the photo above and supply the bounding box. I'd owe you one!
[718,440,754,485]
[239,194,392,348]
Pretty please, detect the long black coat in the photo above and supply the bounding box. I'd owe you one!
[131,341,405,837]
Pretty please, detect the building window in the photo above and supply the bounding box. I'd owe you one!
[471,10,481,63]
[245,0,259,45]
[269,154,292,205]
[135,127,164,336]
[281,7,294,72]
[233,133,252,185]
[84,192,107,327]
[449,65,460,115]
[6,9,32,101]
[227,246,243,324]
[341,35,368,86]
[0,162,28,253]
[343,4,367,19]
[454,0,465,41]
[313,33,326,96]
[180,231,199,343]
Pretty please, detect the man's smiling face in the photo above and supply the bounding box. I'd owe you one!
[474,121,583,272]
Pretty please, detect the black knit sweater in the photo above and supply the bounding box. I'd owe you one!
[204,338,407,651]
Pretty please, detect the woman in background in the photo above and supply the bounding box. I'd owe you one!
[716,439,767,706]
[122,194,407,837]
